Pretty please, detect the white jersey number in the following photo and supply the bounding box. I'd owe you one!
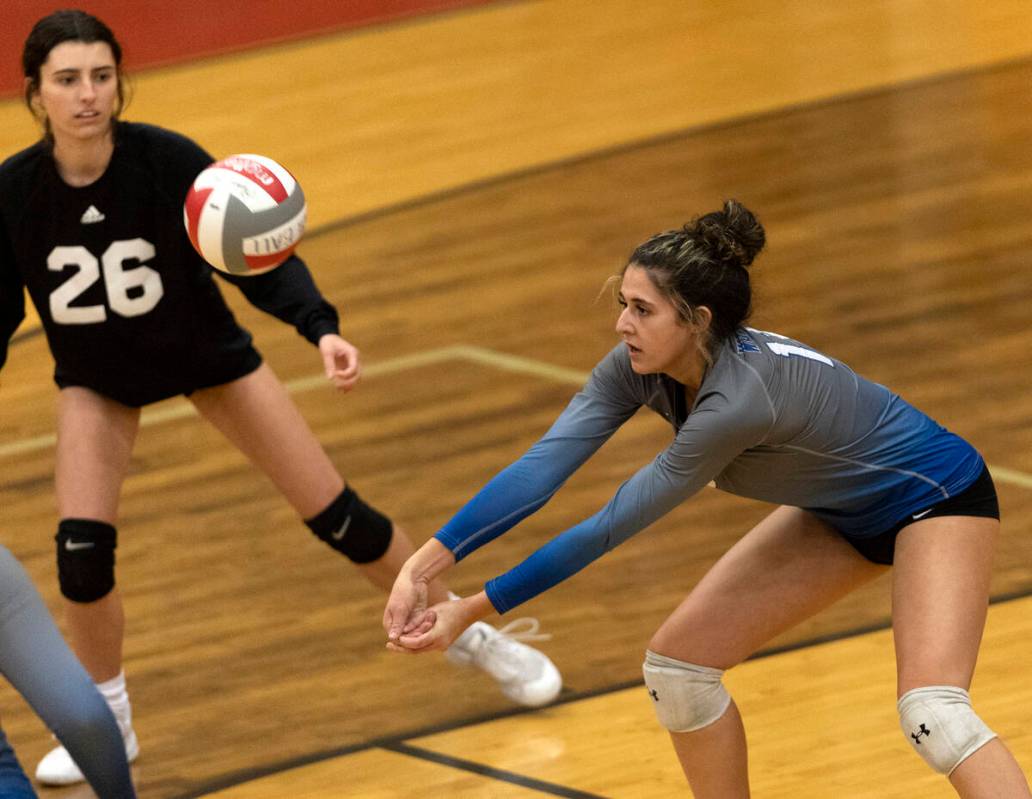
[751,328,834,366]
[766,341,834,366]
[48,239,163,324]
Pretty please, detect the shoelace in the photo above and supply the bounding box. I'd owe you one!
[494,617,552,644]
[475,617,554,682]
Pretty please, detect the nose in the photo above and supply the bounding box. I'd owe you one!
[80,79,97,101]
[615,306,633,335]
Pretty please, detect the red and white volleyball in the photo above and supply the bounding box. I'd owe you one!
[183,154,307,275]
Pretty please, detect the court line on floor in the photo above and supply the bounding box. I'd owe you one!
[381,742,609,798]
[179,591,1032,798]
[988,465,1032,490]
[0,345,484,460]
[10,49,1032,346]
[3,344,1030,493]
[0,345,584,460]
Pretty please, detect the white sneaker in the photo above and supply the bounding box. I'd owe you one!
[35,726,138,786]
[447,618,562,707]
[36,670,139,787]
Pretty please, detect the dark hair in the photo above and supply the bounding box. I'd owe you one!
[627,199,765,353]
[22,9,127,136]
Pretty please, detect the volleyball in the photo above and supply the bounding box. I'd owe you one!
[183,154,307,275]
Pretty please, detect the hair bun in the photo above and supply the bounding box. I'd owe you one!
[694,199,766,268]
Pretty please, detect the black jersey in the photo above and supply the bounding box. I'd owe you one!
[0,122,339,406]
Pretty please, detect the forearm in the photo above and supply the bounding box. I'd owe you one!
[484,460,711,613]
[435,435,603,560]
[457,590,496,622]
[402,537,458,586]
[436,372,637,561]
[223,257,339,344]
[485,512,610,613]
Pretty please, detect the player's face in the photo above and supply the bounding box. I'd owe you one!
[616,265,705,383]
[34,41,118,143]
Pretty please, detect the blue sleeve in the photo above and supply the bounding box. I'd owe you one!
[484,385,774,613]
[435,347,641,560]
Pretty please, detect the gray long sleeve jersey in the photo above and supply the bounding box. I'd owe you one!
[436,328,983,613]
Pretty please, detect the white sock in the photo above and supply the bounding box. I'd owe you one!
[96,671,132,729]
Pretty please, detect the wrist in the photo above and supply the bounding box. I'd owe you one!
[460,591,495,624]
[404,538,456,585]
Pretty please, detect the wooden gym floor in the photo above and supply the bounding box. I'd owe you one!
[1,1,1032,796]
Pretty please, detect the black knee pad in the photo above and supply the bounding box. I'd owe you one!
[304,486,393,564]
[55,519,117,603]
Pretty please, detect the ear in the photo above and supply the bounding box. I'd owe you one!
[693,305,713,332]
[25,78,43,113]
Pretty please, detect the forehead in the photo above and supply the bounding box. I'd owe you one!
[42,40,116,73]
[620,264,663,300]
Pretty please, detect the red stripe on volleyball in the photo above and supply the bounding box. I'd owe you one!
[184,185,213,254]
[214,156,289,202]
[245,247,296,272]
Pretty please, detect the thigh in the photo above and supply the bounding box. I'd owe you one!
[189,362,343,517]
[650,506,887,668]
[55,387,140,522]
[892,516,998,696]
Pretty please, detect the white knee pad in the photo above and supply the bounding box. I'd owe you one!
[898,686,997,775]
[642,649,732,733]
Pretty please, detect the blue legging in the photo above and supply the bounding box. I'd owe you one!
[0,545,135,798]
[0,726,35,798]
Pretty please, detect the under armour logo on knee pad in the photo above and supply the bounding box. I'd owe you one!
[898,686,996,775]
[642,650,731,733]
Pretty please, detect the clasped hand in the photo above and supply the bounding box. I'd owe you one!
[382,569,473,654]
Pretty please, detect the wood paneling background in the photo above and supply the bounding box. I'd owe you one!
[1,2,1031,796]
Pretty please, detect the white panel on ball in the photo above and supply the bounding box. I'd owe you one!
[184,154,307,275]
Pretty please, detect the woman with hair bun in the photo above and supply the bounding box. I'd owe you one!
[384,201,1030,797]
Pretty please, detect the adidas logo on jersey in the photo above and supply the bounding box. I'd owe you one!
[80,205,106,224]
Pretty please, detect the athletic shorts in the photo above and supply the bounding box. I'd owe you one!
[55,343,262,407]
[842,465,1000,566]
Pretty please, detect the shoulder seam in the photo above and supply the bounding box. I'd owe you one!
[737,358,777,444]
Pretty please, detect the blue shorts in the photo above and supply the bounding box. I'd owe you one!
[843,465,999,565]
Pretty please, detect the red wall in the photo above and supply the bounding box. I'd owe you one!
[3,0,494,97]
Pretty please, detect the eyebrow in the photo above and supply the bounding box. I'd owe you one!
[51,66,115,75]
[618,292,655,308]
